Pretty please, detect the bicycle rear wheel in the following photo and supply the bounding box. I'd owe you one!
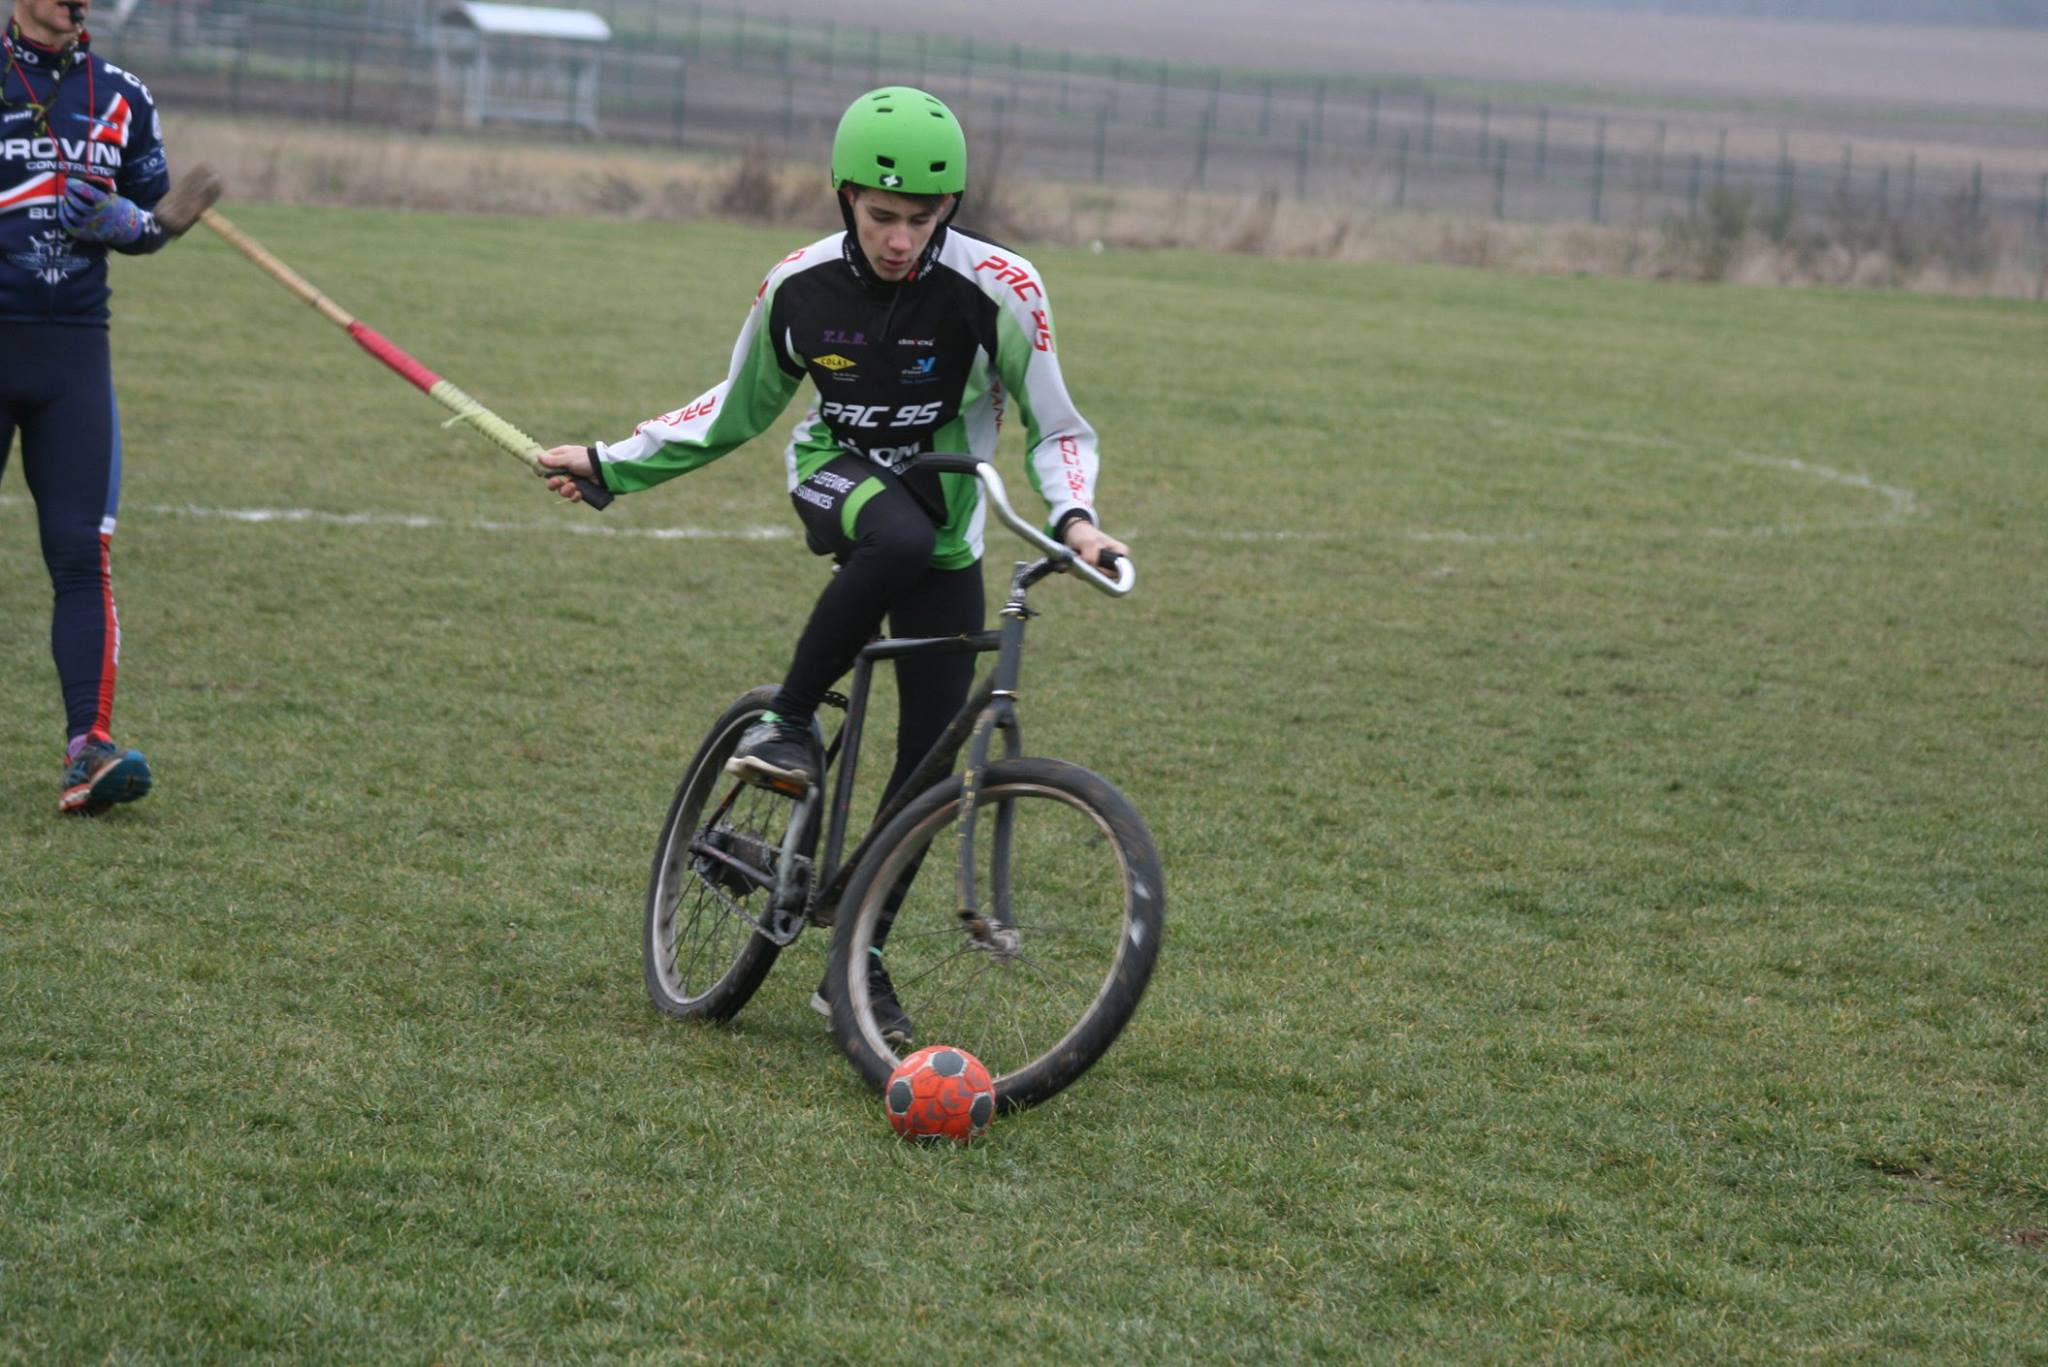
[827,756,1165,1111]
[643,688,809,1021]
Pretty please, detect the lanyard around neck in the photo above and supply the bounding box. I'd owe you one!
[2,21,92,138]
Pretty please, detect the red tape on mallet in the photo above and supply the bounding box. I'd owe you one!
[197,207,609,505]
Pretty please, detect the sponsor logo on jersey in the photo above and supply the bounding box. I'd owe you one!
[973,253,1044,303]
[1059,435,1091,504]
[814,353,856,372]
[103,61,153,102]
[900,356,940,384]
[822,328,866,346]
[821,400,944,430]
[7,229,88,285]
[896,336,935,347]
[865,443,924,471]
[640,394,717,432]
[1,136,124,169]
[82,94,133,146]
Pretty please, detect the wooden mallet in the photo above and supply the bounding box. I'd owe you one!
[158,165,611,508]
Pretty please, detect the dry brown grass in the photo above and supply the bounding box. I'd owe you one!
[170,115,2046,301]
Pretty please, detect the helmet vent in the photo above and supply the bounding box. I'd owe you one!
[832,86,967,195]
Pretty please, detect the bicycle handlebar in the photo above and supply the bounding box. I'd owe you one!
[912,454,1136,597]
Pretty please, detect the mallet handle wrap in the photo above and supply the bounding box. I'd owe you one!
[428,378,610,507]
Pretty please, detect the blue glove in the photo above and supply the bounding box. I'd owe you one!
[58,178,151,247]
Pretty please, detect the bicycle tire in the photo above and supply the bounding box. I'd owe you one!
[827,756,1165,1111]
[643,687,808,1021]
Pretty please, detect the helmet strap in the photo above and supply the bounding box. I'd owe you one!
[836,185,963,286]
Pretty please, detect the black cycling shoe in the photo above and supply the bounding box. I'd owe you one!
[723,715,818,793]
[811,949,914,1048]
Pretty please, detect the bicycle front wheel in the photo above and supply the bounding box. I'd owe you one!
[827,757,1165,1111]
[644,688,807,1021]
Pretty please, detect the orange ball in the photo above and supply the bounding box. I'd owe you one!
[884,1045,995,1143]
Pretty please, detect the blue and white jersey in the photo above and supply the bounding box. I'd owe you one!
[0,26,170,325]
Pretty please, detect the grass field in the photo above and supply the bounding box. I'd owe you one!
[3,205,2045,1359]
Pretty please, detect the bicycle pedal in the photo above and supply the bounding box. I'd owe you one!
[725,762,813,799]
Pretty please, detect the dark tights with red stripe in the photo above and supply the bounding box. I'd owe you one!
[0,324,123,748]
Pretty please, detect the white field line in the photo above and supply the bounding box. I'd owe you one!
[0,496,794,542]
[0,495,1507,545]
[1213,527,1554,544]
[1726,451,1921,521]
[0,429,1923,547]
[1477,419,1926,541]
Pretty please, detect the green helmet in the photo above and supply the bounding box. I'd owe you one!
[830,87,967,196]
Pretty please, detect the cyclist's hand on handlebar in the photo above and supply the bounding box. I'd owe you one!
[539,444,597,501]
[1062,519,1129,570]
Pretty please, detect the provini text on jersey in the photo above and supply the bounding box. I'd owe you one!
[3,136,123,167]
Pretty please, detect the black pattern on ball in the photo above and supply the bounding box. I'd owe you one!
[882,1044,995,1143]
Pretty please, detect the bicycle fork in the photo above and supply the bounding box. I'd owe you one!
[952,565,1038,958]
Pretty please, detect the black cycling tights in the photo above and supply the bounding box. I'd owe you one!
[776,455,985,806]
[0,324,123,745]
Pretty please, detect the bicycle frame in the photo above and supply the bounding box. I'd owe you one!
[805,557,1044,927]
[775,455,1133,939]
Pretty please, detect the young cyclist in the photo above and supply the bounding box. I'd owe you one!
[2,0,181,814]
[539,87,1126,1038]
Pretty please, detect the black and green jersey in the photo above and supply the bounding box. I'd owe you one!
[590,225,1100,569]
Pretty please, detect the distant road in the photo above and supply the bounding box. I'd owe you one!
[753,0,2048,114]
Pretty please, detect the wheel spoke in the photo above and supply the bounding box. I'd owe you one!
[642,700,803,1020]
[831,765,1161,1109]
[1003,947,1106,1002]
[925,946,994,1039]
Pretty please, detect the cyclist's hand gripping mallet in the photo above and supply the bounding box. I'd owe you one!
[183,183,611,508]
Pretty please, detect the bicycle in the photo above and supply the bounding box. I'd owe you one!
[641,454,1164,1112]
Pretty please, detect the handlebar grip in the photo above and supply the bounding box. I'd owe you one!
[1093,550,1137,595]
[570,476,614,510]
[910,453,986,476]
[907,452,1134,595]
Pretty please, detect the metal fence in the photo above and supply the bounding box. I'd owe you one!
[99,0,2048,238]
